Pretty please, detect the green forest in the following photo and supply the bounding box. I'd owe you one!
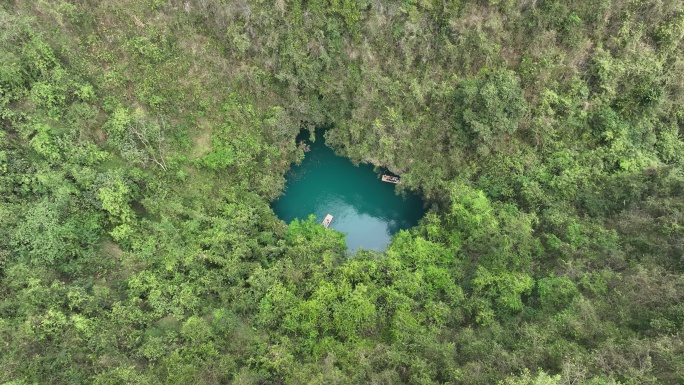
[1,0,683,383]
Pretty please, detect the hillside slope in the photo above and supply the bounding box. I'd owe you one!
[1,1,683,384]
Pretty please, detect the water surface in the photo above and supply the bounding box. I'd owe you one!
[272,132,425,252]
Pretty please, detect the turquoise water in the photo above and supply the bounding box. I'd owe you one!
[272,131,426,252]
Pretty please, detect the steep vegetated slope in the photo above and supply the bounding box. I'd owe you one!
[1,0,683,383]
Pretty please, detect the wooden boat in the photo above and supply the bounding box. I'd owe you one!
[322,214,333,228]
[381,174,400,184]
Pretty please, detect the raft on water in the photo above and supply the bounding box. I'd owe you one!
[382,174,400,184]
[322,214,333,228]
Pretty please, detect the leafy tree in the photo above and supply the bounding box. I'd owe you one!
[452,69,528,155]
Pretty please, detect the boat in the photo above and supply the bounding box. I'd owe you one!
[381,174,400,184]
[322,214,333,228]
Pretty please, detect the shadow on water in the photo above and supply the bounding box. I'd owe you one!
[272,130,426,253]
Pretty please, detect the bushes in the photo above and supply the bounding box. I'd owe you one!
[452,69,528,155]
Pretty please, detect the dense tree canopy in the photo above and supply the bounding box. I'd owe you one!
[1,0,683,384]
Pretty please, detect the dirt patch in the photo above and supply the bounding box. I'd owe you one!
[101,240,124,259]
[93,126,107,145]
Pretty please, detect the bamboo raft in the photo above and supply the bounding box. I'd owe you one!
[322,214,333,228]
[382,174,400,184]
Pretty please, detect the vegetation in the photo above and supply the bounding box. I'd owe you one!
[1,0,683,383]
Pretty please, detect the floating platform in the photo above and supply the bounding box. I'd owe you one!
[382,174,400,184]
[322,214,333,228]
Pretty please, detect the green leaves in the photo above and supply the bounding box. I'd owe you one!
[200,138,235,170]
[21,34,58,81]
[453,69,528,155]
[97,172,136,242]
[285,214,347,258]
[29,123,62,162]
[442,182,539,272]
[98,175,134,223]
[331,283,376,340]
[105,107,135,144]
[537,275,579,311]
[0,51,26,97]
[472,266,534,314]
